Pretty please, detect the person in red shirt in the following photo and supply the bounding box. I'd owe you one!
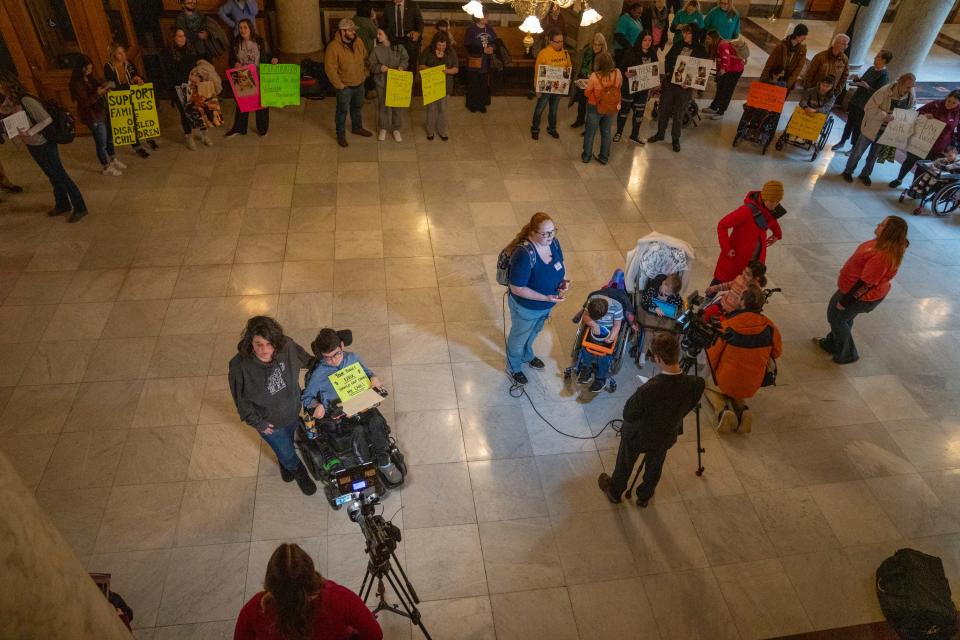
[234,543,382,640]
[817,216,909,364]
[712,181,785,285]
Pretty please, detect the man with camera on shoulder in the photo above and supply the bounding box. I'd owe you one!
[705,284,782,434]
[598,332,704,507]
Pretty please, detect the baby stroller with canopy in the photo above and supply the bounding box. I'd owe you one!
[624,232,696,365]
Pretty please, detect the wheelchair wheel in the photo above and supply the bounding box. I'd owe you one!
[775,134,784,151]
[325,484,342,510]
[817,116,833,152]
[810,147,819,162]
[932,184,960,217]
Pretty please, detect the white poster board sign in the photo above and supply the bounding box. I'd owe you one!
[536,64,572,95]
[877,109,948,159]
[626,62,660,93]
[2,111,30,140]
[671,56,714,91]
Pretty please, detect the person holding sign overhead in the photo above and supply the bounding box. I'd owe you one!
[70,55,125,177]
[325,18,373,148]
[104,43,156,159]
[419,31,458,141]
[370,28,409,142]
[531,29,571,141]
[842,74,916,187]
[0,73,88,222]
[224,19,277,138]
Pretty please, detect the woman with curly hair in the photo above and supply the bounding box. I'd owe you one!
[228,316,317,495]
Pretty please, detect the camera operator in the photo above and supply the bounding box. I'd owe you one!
[229,316,317,495]
[705,284,782,434]
[301,328,400,484]
[597,332,704,507]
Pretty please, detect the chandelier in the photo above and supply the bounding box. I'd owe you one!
[462,0,602,51]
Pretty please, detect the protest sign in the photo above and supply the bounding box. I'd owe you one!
[672,56,713,91]
[129,83,160,139]
[536,64,572,95]
[259,63,300,107]
[785,108,827,141]
[907,118,947,158]
[626,62,660,93]
[385,69,413,108]
[328,362,372,402]
[420,65,447,106]
[2,111,30,140]
[107,90,137,146]
[226,64,262,112]
[745,81,788,112]
[877,109,948,159]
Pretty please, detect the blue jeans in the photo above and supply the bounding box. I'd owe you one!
[531,93,560,134]
[26,140,86,212]
[577,349,612,380]
[844,134,880,178]
[335,84,365,135]
[822,290,881,364]
[89,119,115,167]
[259,420,302,472]
[583,104,613,163]
[506,295,553,373]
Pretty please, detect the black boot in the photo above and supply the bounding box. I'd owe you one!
[293,462,317,495]
[280,465,295,482]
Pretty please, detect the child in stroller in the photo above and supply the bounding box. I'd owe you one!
[639,273,683,318]
[702,260,767,321]
[901,146,960,216]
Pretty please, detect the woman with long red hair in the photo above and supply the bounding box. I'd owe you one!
[817,216,908,364]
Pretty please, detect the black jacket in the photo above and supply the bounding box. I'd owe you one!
[621,373,704,453]
[381,1,424,40]
[228,340,312,433]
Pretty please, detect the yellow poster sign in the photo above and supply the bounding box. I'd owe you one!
[385,69,413,108]
[107,90,136,146]
[129,83,161,140]
[328,362,371,402]
[420,65,447,106]
[785,109,827,141]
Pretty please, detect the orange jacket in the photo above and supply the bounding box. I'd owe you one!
[707,311,782,400]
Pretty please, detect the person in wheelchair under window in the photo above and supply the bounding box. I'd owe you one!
[301,328,402,485]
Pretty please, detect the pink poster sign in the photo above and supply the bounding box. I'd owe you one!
[226,64,262,112]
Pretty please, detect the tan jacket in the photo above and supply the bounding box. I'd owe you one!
[802,48,848,97]
[861,81,916,142]
[324,35,368,89]
[761,37,807,89]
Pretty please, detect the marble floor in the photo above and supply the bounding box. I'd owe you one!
[3,91,960,640]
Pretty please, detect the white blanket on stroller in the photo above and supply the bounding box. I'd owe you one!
[624,232,696,293]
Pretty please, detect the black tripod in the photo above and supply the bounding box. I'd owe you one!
[358,527,432,639]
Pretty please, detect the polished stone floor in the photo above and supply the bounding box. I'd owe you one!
[2,91,960,640]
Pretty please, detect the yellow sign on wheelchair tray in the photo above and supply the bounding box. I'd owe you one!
[785,109,827,141]
[328,362,370,402]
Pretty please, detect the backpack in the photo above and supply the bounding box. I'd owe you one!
[26,96,76,144]
[596,73,620,114]
[731,38,750,62]
[876,548,958,640]
[495,241,537,286]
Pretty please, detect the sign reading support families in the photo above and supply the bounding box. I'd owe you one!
[420,65,447,106]
[745,81,788,112]
[626,62,660,93]
[385,69,413,108]
[107,90,136,146]
[785,108,827,141]
[328,362,371,402]
[671,56,713,91]
[536,64,572,95]
[259,63,300,107]
[227,64,262,112]
[129,83,160,139]
[877,108,948,159]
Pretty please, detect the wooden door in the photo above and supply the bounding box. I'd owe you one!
[805,0,846,15]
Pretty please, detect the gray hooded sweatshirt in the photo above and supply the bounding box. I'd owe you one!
[228,340,311,433]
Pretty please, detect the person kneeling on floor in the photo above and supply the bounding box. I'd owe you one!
[301,328,400,484]
[705,284,782,434]
[598,332,704,506]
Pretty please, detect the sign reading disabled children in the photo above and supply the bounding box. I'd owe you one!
[259,63,300,107]
[328,362,372,402]
[385,69,413,108]
[107,90,136,146]
[129,83,161,139]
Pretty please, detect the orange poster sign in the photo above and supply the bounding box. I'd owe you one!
[745,81,788,113]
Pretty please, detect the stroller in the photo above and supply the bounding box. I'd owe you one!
[733,106,782,154]
[563,270,637,394]
[899,159,960,216]
[651,95,701,128]
[624,232,696,365]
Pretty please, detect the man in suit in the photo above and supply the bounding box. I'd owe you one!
[381,0,424,70]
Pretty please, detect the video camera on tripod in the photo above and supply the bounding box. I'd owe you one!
[675,291,723,357]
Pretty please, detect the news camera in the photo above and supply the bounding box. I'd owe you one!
[675,291,722,358]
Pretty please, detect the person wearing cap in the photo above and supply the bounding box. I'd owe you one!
[647,23,707,152]
[324,18,374,147]
[712,180,785,285]
[842,74,916,187]
[761,24,807,92]
[802,34,849,98]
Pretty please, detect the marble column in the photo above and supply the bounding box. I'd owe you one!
[276,0,323,54]
[881,0,953,79]
[833,0,892,69]
[0,452,132,640]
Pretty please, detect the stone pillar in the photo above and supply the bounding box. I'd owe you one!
[833,0,892,69]
[0,451,132,640]
[881,0,953,79]
[276,0,323,54]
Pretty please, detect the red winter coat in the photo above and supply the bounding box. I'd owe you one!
[713,191,783,283]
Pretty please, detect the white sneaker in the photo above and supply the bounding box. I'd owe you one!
[200,132,213,147]
[110,157,127,170]
[378,129,387,141]
[392,130,402,142]
[185,135,197,151]
[102,164,122,177]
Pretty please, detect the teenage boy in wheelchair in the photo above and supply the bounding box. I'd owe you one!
[300,328,403,486]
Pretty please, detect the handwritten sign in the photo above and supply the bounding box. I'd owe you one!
[129,83,160,139]
[259,63,300,107]
[785,108,827,141]
[626,62,660,93]
[745,81,788,113]
[877,109,947,158]
[385,69,413,108]
[328,362,371,402]
[907,118,947,158]
[107,90,137,146]
[227,64,262,112]
[420,65,447,106]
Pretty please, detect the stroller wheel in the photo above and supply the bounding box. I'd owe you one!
[899,194,905,203]
[775,137,784,151]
